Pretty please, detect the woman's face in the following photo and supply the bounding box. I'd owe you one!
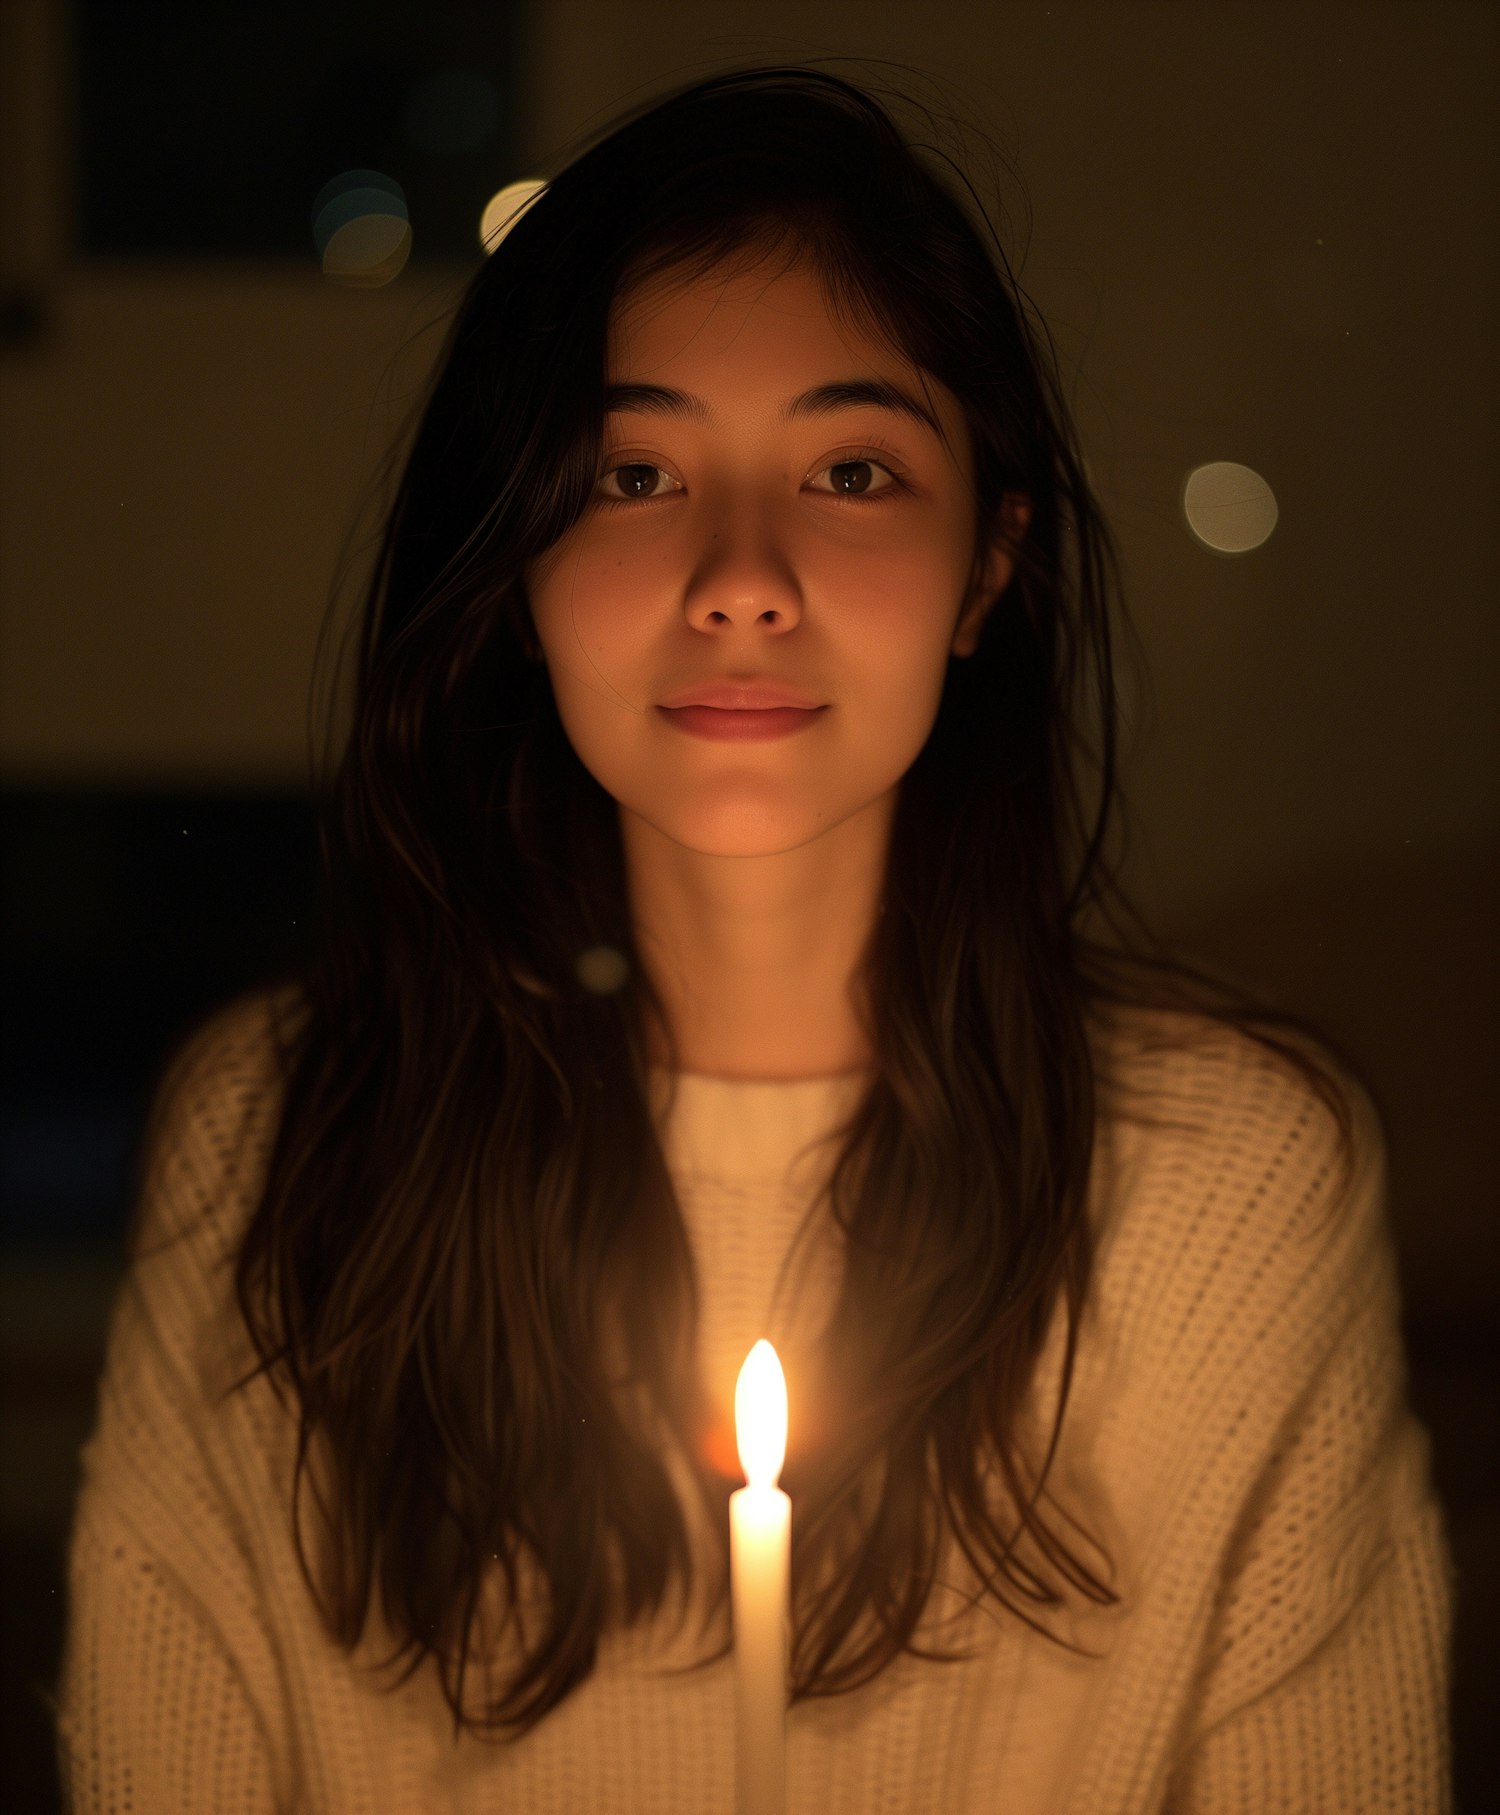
[524,255,1026,859]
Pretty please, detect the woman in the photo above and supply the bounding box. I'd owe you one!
[55,64,1454,1811]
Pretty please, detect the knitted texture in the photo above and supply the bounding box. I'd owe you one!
[55,992,1455,1811]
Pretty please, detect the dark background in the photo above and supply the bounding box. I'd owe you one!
[1,2,1494,1808]
[76,0,521,259]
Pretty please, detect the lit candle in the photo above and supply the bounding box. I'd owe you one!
[731,1338,790,1815]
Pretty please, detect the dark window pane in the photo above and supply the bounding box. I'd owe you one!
[77,1,522,262]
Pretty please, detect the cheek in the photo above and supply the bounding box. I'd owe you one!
[823,548,965,673]
[533,540,649,653]
[817,524,966,611]
[530,571,654,759]
[830,625,952,763]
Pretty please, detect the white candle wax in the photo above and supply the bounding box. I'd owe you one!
[731,1340,790,1815]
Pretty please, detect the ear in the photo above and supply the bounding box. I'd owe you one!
[951,493,1032,659]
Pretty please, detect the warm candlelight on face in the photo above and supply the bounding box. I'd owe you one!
[731,1339,790,1815]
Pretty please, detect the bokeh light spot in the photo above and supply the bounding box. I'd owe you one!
[575,945,631,995]
[311,169,410,286]
[322,215,411,287]
[480,178,547,253]
[1182,461,1279,554]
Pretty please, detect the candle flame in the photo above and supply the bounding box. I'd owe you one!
[734,1338,788,1488]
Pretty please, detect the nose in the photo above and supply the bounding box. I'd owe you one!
[682,513,806,635]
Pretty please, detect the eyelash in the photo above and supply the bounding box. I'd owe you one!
[593,447,910,510]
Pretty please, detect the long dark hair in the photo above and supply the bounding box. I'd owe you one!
[225,61,1372,1739]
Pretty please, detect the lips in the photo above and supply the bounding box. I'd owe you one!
[660,679,825,711]
[659,703,828,741]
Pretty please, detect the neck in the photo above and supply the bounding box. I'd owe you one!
[623,798,888,1083]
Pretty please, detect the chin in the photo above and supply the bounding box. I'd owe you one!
[634,800,845,860]
[674,822,836,860]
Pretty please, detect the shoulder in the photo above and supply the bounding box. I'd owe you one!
[1088,1004,1390,1354]
[129,984,303,1263]
[1093,1001,1383,1191]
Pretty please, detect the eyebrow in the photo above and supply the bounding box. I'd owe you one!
[602,376,943,439]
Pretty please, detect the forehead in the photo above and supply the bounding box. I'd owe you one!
[612,255,871,348]
[606,255,960,446]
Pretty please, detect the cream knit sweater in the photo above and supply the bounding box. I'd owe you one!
[55,992,1454,1811]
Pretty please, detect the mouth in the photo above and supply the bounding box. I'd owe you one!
[658,680,826,712]
[657,703,829,742]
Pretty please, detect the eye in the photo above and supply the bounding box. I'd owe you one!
[592,448,910,509]
[807,452,906,502]
[595,461,684,505]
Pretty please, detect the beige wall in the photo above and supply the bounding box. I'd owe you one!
[1,2,1494,1304]
[0,266,463,787]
